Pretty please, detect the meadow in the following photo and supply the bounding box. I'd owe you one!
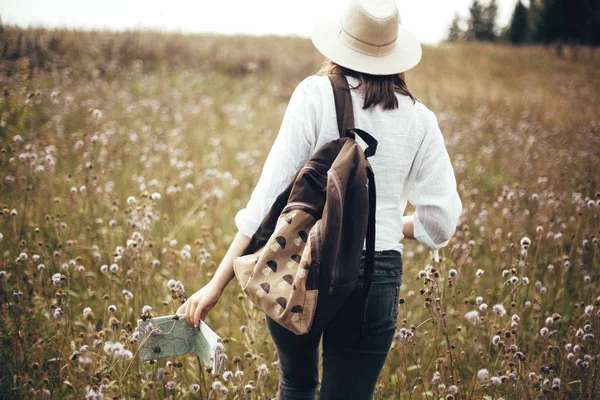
[0,26,599,399]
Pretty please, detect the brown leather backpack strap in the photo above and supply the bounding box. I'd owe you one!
[328,75,355,138]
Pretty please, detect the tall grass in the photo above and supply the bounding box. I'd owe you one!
[0,26,599,399]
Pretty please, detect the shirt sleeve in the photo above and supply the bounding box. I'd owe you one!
[234,77,318,238]
[407,112,462,250]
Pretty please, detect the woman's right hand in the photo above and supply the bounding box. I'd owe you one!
[175,281,223,329]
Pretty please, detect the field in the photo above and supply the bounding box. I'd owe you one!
[0,27,599,399]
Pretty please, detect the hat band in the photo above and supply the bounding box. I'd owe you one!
[339,23,397,58]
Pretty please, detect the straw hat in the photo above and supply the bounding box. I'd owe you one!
[311,0,422,75]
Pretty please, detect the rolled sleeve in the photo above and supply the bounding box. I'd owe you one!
[408,113,462,250]
[234,77,318,238]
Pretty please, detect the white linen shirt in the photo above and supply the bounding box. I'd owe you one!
[234,75,462,256]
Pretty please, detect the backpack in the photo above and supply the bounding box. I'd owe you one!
[233,75,378,335]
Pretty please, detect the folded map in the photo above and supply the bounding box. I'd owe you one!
[136,314,223,373]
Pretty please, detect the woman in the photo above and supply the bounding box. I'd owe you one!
[176,0,462,398]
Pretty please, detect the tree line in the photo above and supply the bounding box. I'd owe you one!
[447,0,600,46]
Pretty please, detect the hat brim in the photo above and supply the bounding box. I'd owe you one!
[311,19,422,75]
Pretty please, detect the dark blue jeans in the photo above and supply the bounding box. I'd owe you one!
[266,250,403,400]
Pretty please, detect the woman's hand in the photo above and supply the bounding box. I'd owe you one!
[176,281,223,329]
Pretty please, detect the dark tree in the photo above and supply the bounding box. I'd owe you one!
[481,0,499,41]
[508,1,529,44]
[447,13,464,42]
[536,0,600,45]
[467,0,497,41]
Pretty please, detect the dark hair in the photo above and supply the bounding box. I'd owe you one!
[316,59,417,111]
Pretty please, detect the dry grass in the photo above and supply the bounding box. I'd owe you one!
[0,27,599,399]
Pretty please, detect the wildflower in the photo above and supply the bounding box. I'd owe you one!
[51,273,63,285]
[448,385,458,394]
[545,317,554,326]
[166,381,176,390]
[54,307,62,320]
[540,327,549,336]
[520,236,531,249]
[492,335,501,345]
[465,310,479,325]
[151,192,161,200]
[223,371,233,381]
[477,369,489,381]
[109,219,117,227]
[552,378,560,391]
[492,304,506,317]
[449,269,457,278]
[156,367,165,380]
[583,333,594,341]
[191,384,200,392]
[394,328,414,342]
[152,259,161,268]
[169,239,178,247]
[259,364,269,375]
[584,276,591,283]
[235,370,244,379]
[522,277,529,285]
[109,264,119,273]
[479,303,488,312]
[19,252,27,261]
[567,353,575,360]
[573,344,582,353]
[0,271,6,279]
[432,371,441,384]
[0,232,2,241]
[475,269,484,277]
[167,279,177,289]
[122,290,133,300]
[37,263,45,271]
[511,314,520,323]
[100,265,108,273]
[92,109,103,119]
[490,376,502,386]
[127,196,136,205]
[180,249,191,260]
[220,387,229,395]
[108,305,117,313]
[437,384,446,393]
[212,381,222,390]
[508,276,519,284]
[83,307,92,316]
[142,305,152,314]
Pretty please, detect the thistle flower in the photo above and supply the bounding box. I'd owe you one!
[477,369,489,381]
[83,307,92,316]
[492,304,506,317]
[490,376,502,386]
[475,269,484,277]
[449,269,457,277]
[222,371,233,381]
[211,381,222,390]
[191,384,200,392]
[492,335,501,345]
[235,370,244,379]
[479,303,488,312]
[540,327,549,336]
[108,305,117,313]
[520,237,531,249]
[465,310,479,325]
[166,381,176,390]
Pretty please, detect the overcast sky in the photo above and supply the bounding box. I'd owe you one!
[1,0,520,44]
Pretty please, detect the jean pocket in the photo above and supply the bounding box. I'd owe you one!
[363,283,401,333]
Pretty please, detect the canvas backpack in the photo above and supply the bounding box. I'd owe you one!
[233,75,378,335]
